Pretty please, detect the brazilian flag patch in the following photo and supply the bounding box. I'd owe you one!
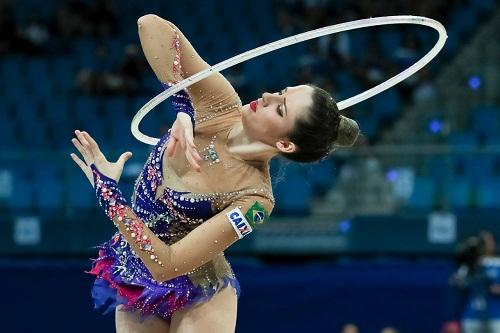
[245,201,269,227]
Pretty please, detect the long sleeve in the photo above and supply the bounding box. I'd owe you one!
[91,164,272,283]
[163,83,196,128]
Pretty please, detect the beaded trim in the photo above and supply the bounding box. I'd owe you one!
[171,30,182,78]
[91,164,164,267]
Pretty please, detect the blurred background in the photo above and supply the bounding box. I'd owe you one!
[0,0,499,332]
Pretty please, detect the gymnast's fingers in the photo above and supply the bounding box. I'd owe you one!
[185,148,201,172]
[74,130,89,146]
[178,134,186,151]
[82,131,103,158]
[70,153,93,185]
[71,138,93,165]
[185,133,202,161]
[166,136,178,157]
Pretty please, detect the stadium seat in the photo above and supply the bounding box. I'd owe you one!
[34,173,64,211]
[406,177,436,208]
[476,179,500,208]
[449,178,472,209]
[306,158,336,197]
[273,175,312,216]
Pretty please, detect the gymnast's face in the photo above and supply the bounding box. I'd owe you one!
[241,84,314,152]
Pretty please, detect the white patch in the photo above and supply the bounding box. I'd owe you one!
[226,208,253,239]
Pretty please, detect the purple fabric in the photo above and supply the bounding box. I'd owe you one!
[89,92,238,322]
[161,82,196,128]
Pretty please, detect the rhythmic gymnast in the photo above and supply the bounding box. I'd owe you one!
[70,13,359,333]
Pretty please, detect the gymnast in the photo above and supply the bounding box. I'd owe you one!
[70,14,359,333]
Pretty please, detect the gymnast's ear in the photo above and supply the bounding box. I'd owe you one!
[275,139,297,154]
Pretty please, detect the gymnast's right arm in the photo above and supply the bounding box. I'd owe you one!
[137,15,240,117]
[137,15,208,86]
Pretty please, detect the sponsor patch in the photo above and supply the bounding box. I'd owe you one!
[244,201,269,227]
[226,207,253,239]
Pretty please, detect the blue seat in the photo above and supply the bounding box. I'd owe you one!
[34,177,64,211]
[348,30,370,61]
[26,58,49,83]
[133,95,175,130]
[73,38,97,69]
[103,97,129,120]
[35,163,64,179]
[51,57,76,94]
[449,178,472,208]
[472,106,499,137]
[44,97,70,124]
[476,179,500,208]
[448,132,477,147]
[335,68,362,101]
[109,120,133,149]
[7,176,35,212]
[31,79,54,100]
[406,177,436,208]
[378,30,402,60]
[3,75,27,100]
[356,115,379,140]
[16,99,39,119]
[66,171,95,210]
[449,7,477,35]
[273,175,312,216]
[463,156,495,181]
[0,106,17,148]
[306,158,336,196]
[25,58,52,100]
[425,157,451,183]
[15,100,48,148]
[0,122,17,148]
[371,89,401,119]
[472,0,497,14]
[74,96,101,120]
[1,57,23,80]
[24,121,48,149]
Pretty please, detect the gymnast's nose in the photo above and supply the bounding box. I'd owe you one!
[262,92,281,107]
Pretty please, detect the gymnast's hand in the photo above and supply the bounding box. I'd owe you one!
[70,130,133,187]
[166,113,202,172]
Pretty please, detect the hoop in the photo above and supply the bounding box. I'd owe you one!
[132,15,447,145]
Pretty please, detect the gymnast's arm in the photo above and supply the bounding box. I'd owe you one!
[91,163,272,282]
[137,14,237,107]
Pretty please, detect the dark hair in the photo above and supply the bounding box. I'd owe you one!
[281,84,359,163]
[456,236,485,273]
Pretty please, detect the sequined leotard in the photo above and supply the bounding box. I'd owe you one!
[88,16,274,322]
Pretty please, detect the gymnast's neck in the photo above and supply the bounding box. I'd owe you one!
[226,122,277,164]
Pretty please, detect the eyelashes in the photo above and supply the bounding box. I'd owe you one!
[276,105,283,117]
[261,90,285,117]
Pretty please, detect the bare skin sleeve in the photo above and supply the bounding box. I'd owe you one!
[137,14,239,115]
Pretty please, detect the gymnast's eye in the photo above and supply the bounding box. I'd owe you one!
[276,89,285,116]
[276,105,283,117]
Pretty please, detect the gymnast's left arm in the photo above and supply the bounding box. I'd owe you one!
[93,181,272,282]
[70,130,272,282]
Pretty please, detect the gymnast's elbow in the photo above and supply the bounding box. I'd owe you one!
[137,14,174,30]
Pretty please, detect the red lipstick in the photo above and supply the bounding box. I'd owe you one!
[249,100,257,112]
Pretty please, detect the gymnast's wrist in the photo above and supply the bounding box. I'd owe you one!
[91,164,128,218]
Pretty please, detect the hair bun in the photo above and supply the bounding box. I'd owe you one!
[334,115,360,147]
